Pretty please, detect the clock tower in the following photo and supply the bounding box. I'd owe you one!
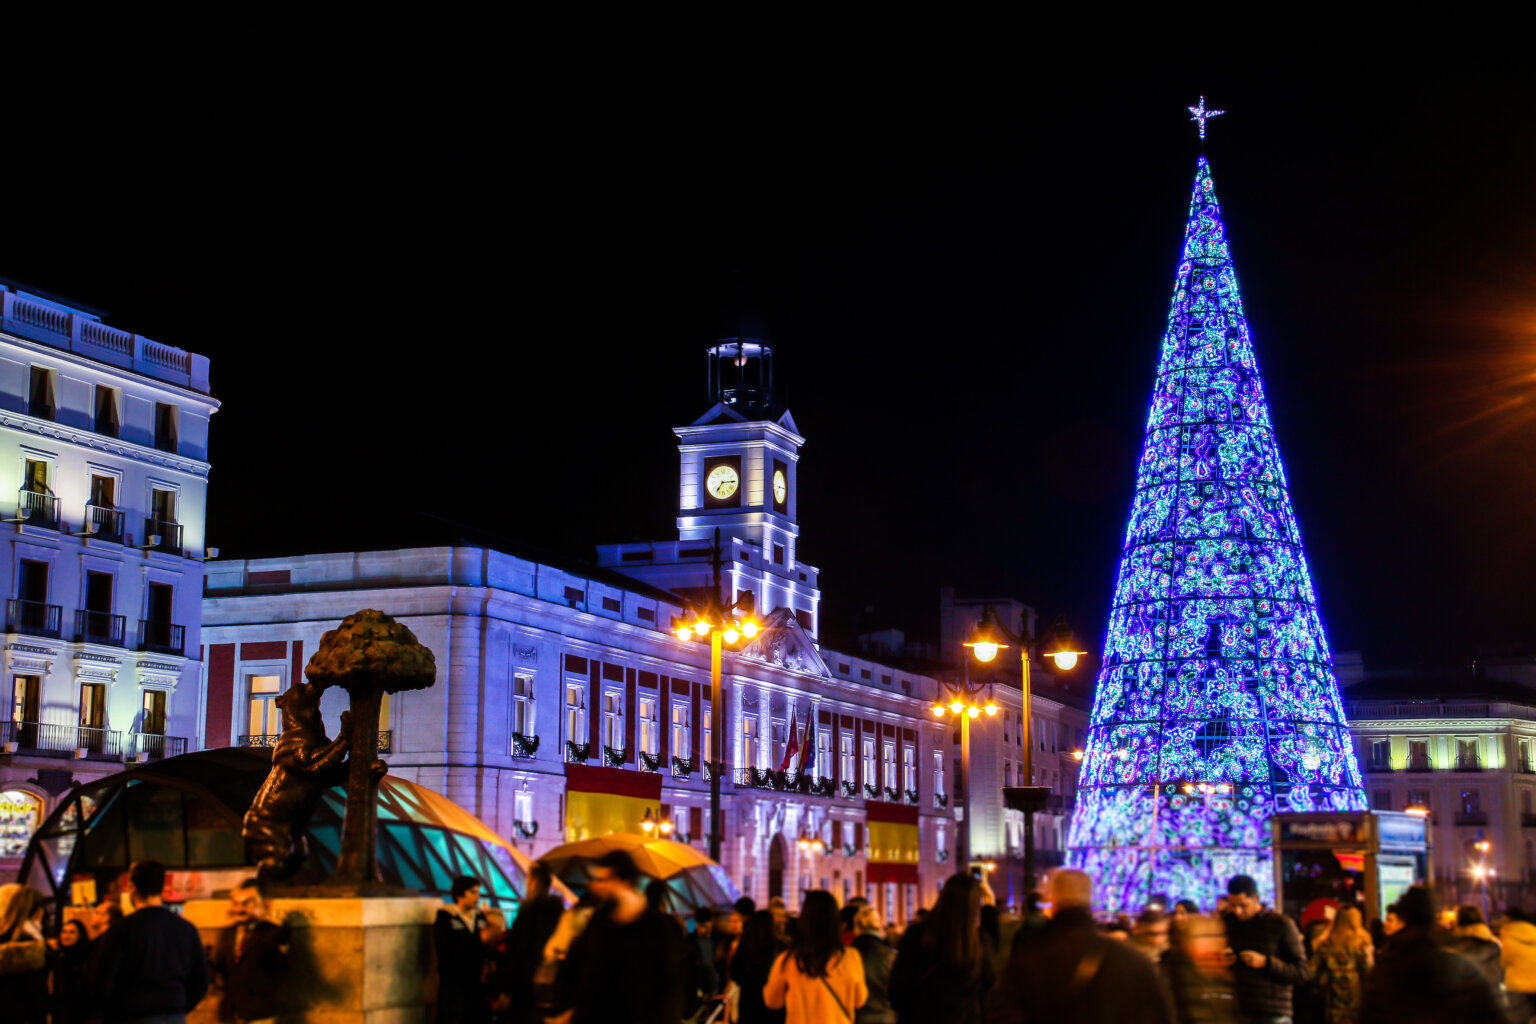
[597,327,820,638]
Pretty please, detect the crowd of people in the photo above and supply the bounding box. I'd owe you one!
[6,855,1536,1024]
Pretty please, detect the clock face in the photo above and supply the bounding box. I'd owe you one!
[773,469,787,505]
[706,464,740,500]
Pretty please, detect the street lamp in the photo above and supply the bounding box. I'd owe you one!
[671,528,762,866]
[966,608,1083,892]
[929,679,997,873]
[1474,836,1493,920]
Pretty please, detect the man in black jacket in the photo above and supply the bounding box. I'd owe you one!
[987,868,1177,1024]
[1219,874,1308,1024]
[90,861,210,1024]
[209,877,290,1023]
[1360,886,1505,1023]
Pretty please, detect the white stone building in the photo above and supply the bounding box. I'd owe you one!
[1345,671,1536,911]
[200,335,1084,918]
[0,283,216,874]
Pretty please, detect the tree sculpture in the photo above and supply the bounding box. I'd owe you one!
[305,609,437,886]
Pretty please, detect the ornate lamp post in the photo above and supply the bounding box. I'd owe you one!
[966,608,1084,893]
[929,653,999,873]
[672,528,761,865]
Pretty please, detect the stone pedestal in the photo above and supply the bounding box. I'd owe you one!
[182,896,442,1024]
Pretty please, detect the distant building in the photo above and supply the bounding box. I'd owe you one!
[0,284,216,874]
[1345,670,1536,911]
[201,333,1079,918]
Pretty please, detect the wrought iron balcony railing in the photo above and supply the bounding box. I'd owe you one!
[17,489,58,528]
[7,598,62,638]
[75,610,126,647]
[1454,811,1489,826]
[143,518,183,556]
[1406,755,1433,772]
[138,619,185,655]
[85,504,124,542]
[1455,755,1483,772]
[128,733,188,760]
[0,720,123,757]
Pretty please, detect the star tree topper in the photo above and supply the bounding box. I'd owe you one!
[1188,96,1224,140]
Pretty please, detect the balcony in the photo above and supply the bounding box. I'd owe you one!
[1406,755,1433,772]
[143,518,183,557]
[74,610,126,647]
[128,733,188,760]
[1522,759,1536,775]
[1455,811,1489,827]
[1455,755,1483,772]
[1,720,123,759]
[239,731,391,753]
[1364,759,1393,773]
[84,505,124,542]
[138,619,185,656]
[734,768,837,797]
[17,489,58,529]
[7,599,62,639]
[1524,813,1536,828]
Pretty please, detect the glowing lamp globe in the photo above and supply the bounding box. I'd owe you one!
[966,706,980,719]
[723,628,740,644]
[741,620,759,639]
[984,703,999,717]
[693,620,710,636]
[675,626,692,641]
[949,701,965,715]
[970,641,1000,663]
[1050,651,1080,671]
[931,705,945,717]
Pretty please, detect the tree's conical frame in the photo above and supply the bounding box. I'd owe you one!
[1066,157,1367,911]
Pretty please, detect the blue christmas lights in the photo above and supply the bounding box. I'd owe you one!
[1066,157,1366,911]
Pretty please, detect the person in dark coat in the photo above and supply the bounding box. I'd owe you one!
[89,861,209,1024]
[50,919,94,1024]
[850,905,896,1024]
[209,877,291,1024]
[1359,886,1505,1024]
[1446,903,1504,995]
[551,850,689,1024]
[435,875,494,1024]
[1218,874,1309,1023]
[986,868,1177,1024]
[890,874,994,1024]
[730,910,786,1024]
[0,884,49,1024]
[493,864,564,1024]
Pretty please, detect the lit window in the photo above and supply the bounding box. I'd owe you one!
[512,674,533,739]
[883,741,896,789]
[247,675,281,740]
[743,715,759,769]
[639,697,658,756]
[702,701,712,762]
[603,692,624,750]
[565,683,586,742]
[862,739,876,786]
[840,735,854,782]
[902,745,915,792]
[672,704,691,758]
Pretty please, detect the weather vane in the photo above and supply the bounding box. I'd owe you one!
[1188,96,1224,140]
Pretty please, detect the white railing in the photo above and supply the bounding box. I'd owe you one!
[1,290,208,393]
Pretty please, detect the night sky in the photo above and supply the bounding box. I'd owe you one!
[5,22,1534,672]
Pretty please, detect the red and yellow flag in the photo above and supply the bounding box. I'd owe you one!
[563,763,662,842]
[865,801,919,884]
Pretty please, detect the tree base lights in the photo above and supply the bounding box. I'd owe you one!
[1066,153,1366,911]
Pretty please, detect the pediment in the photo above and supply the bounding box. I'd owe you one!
[735,608,829,678]
[691,401,749,426]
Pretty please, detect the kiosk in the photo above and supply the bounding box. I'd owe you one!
[1271,811,1429,923]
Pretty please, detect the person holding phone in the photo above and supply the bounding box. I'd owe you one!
[1218,875,1309,1024]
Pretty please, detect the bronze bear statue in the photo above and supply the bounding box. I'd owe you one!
[242,680,352,880]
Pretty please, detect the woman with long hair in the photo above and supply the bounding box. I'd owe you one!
[732,910,787,1024]
[0,884,48,1024]
[763,891,867,1024]
[888,874,993,1024]
[50,919,93,1024]
[1310,905,1373,1024]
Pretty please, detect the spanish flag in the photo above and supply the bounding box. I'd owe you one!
[865,800,919,885]
[564,763,662,842]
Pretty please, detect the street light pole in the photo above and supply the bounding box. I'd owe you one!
[709,626,724,865]
[958,699,972,870]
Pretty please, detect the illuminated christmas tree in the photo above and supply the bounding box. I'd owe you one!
[1066,154,1367,910]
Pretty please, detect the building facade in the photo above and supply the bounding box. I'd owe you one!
[0,284,216,873]
[1346,674,1536,912]
[200,335,1083,917]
